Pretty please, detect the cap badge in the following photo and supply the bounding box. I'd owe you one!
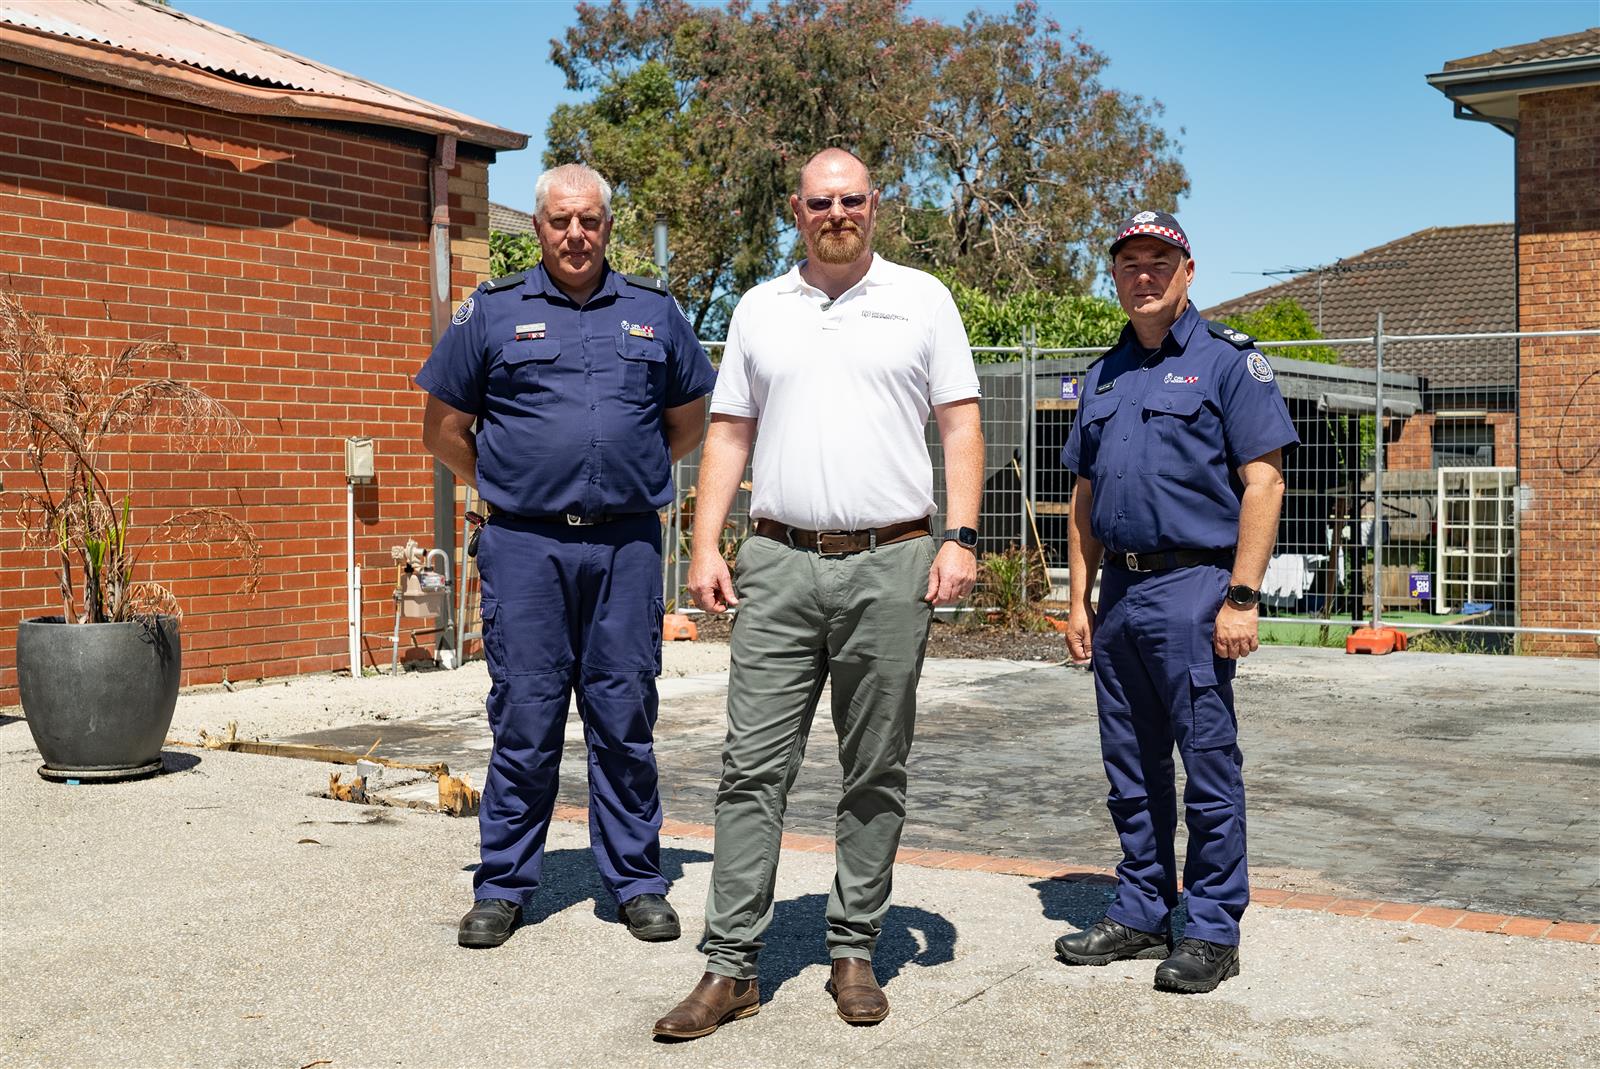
[1132,210,1158,224]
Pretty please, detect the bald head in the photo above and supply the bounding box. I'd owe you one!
[797,147,870,197]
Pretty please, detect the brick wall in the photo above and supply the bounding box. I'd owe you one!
[0,61,493,702]
[1516,85,1600,656]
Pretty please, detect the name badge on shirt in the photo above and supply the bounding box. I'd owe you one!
[626,323,656,340]
[1095,380,1116,395]
[515,322,546,340]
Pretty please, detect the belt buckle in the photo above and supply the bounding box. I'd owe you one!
[565,513,592,527]
[817,530,850,555]
[1125,552,1144,573]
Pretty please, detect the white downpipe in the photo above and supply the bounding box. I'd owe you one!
[347,481,360,678]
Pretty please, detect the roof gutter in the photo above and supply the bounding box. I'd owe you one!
[1427,52,1600,138]
[0,22,526,150]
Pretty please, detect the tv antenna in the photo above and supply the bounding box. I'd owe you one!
[1234,258,1407,331]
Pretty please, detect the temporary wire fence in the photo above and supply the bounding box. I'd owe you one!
[659,318,1600,656]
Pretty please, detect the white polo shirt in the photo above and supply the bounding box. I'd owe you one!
[710,254,981,531]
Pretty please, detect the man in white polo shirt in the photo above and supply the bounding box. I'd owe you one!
[653,147,983,1040]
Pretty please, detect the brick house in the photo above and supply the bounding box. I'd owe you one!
[1204,223,1518,472]
[0,0,526,701]
[1429,28,1600,655]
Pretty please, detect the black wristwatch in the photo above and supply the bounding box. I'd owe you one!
[942,527,978,552]
[1226,584,1260,610]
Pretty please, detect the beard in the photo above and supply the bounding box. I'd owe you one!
[812,224,868,265]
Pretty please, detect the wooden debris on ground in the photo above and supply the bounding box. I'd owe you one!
[437,770,480,817]
[327,772,366,804]
[179,721,447,776]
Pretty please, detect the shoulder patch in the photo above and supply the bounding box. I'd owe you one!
[450,295,475,325]
[621,272,667,293]
[481,271,526,293]
[1246,351,1275,383]
[1207,321,1255,349]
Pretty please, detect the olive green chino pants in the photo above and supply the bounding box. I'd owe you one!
[703,532,936,980]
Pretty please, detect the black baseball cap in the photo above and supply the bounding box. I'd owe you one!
[1109,210,1191,257]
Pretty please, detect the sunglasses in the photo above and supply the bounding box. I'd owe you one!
[802,192,872,213]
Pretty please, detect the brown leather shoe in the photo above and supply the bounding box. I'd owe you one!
[826,957,889,1024]
[652,972,760,1041]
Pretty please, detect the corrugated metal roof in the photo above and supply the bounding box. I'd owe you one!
[0,0,525,149]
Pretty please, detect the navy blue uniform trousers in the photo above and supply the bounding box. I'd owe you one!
[474,513,667,906]
[1092,563,1249,945]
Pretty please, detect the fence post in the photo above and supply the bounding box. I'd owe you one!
[1021,325,1035,606]
[1371,311,1385,632]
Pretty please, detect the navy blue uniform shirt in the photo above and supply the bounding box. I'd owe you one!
[1061,302,1298,554]
[416,262,716,518]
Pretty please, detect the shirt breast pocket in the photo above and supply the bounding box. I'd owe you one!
[493,339,561,406]
[1140,391,1206,476]
[619,335,666,405]
[1075,396,1119,476]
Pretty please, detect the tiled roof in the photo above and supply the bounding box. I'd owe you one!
[489,201,533,234]
[1443,28,1600,71]
[1203,224,1514,390]
[0,0,526,149]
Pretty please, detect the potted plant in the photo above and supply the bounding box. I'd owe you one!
[0,291,261,781]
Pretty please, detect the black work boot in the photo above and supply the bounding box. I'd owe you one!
[1054,918,1171,965]
[1154,937,1240,993]
[619,893,681,941]
[458,898,521,948]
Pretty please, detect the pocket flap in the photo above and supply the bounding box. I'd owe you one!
[501,339,561,365]
[1188,661,1218,688]
[620,335,666,362]
[1144,391,1205,417]
[1080,396,1119,423]
[479,599,497,621]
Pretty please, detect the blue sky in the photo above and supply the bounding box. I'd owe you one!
[178,0,1594,307]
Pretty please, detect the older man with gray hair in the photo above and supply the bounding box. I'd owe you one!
[418,163,717,949]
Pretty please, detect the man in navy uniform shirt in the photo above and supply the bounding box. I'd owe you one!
[1056,210,1297,993]
[417,163,716,949]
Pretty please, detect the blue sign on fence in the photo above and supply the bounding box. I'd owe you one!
[1409,572,1432,600]
[1061,376,1079,401]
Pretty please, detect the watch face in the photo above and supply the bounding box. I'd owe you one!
[958,527,978,547]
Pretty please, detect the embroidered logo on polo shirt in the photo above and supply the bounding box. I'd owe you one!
[861,310,909,322]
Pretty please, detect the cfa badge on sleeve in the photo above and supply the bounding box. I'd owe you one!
[1246,351,1275,383]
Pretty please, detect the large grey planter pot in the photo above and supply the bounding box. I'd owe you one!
[16,615,181,782]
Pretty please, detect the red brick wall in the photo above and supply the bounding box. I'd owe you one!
[1386,414,1434,471]
[0,61,491,702]
[1516,85,1600,656]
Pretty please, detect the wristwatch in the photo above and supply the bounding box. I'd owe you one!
[1226,584,1261,609]
[942,527,979,552]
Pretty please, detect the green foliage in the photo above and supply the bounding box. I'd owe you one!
[1217,298,1339,365]
[489,231,541,278]
[948,279,1124,357]
[549,1,1187,335]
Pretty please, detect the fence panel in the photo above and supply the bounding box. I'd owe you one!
[661,322,1598,653]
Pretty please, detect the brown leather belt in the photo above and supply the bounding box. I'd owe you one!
[753,518,931,555]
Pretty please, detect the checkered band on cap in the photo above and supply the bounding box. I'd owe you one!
[1113,222,1190,253]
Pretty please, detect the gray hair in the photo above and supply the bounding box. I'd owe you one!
[534,163,613,220]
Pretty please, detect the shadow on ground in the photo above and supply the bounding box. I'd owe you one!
[686,892,958,1003]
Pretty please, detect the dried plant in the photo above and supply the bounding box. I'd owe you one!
[972,544,1054,631]
[0,290,262,624]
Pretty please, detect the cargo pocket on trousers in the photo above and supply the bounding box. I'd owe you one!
[480,600,504,691]
[1187,660,1237,749]
[652,595,665,676]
